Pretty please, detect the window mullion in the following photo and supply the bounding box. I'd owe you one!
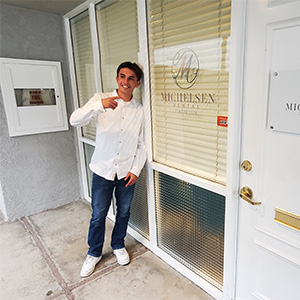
[89,3,103,94]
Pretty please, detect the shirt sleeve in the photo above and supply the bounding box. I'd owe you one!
[69,93,106,127]
[130,111,147,177]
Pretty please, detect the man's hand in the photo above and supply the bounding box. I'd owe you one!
[102,96,119,110]
[125,172,138,187]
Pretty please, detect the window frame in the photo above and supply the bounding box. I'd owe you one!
[63,1,246,299]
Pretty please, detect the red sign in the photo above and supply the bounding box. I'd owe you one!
[30,90,44,104]
[217,116,228,127]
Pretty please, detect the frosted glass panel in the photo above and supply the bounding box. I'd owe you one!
[154,171,225,290]
[83,143,94,197]
[129,167,149,240]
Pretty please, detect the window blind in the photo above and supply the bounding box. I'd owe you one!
[148,0,231,185]
[96,0,149,238]
[70,11,97,139]
[96,0,141,101]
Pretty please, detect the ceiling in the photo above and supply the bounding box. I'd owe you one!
[0,0,88,15]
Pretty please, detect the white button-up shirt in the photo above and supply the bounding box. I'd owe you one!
[70,90,146,181]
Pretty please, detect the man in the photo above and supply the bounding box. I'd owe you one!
[70,62,146,277]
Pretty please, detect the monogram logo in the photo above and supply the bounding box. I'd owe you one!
[172,48,199,89]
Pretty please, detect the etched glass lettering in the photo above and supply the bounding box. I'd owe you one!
[172,48,199,89]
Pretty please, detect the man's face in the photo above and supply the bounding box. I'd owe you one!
[116,68,141,97]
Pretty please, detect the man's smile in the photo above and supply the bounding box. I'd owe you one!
[116,67,141,101]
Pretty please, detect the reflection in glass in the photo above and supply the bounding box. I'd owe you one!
[15,88,56,106]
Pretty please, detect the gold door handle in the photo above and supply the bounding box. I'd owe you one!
[240,186,261,205]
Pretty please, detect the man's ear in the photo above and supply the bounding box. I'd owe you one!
[136,81,141,87]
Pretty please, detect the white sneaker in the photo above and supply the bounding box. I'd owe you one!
[80,255,102,277]
[113,248,130,265]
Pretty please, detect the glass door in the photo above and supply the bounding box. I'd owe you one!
[70,10,97,196]
[69,1,149,239]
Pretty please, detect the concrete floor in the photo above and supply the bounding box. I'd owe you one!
[0,200,215,300]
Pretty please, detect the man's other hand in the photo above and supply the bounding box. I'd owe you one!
[125,172,138,187]
[102,96,119,110]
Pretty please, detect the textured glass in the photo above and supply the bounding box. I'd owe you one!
[129,167,149,240]
[83,143,95,197]
[154,171,225,290]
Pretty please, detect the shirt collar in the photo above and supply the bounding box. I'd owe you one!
[113,89,139,107]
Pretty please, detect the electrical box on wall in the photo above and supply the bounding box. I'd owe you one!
[0,58,68,137]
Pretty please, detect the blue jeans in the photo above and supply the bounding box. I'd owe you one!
[87,173,135,257]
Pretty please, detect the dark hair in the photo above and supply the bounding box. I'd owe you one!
[117,61,143,81]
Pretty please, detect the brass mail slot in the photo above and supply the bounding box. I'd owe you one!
[274,208,300,232]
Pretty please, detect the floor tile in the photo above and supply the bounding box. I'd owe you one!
[72,251,214,300]
[0,221,62,300]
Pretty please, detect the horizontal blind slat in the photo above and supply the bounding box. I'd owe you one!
[96,0,140,94]
[71,12,96,141]
[149,0,230,185]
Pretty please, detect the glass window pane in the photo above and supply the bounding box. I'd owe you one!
[154,171,225,290]
[148,0,231,185]
[96,0,148,237]
[15,89,56,106]
[96,0,141,100]
[70,11,97,140]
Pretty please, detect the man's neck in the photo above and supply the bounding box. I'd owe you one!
[117,90,132,102]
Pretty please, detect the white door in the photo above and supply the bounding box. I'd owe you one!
[235,1,300,299]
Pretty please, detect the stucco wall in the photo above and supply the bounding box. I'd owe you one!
[0,4,81,221]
